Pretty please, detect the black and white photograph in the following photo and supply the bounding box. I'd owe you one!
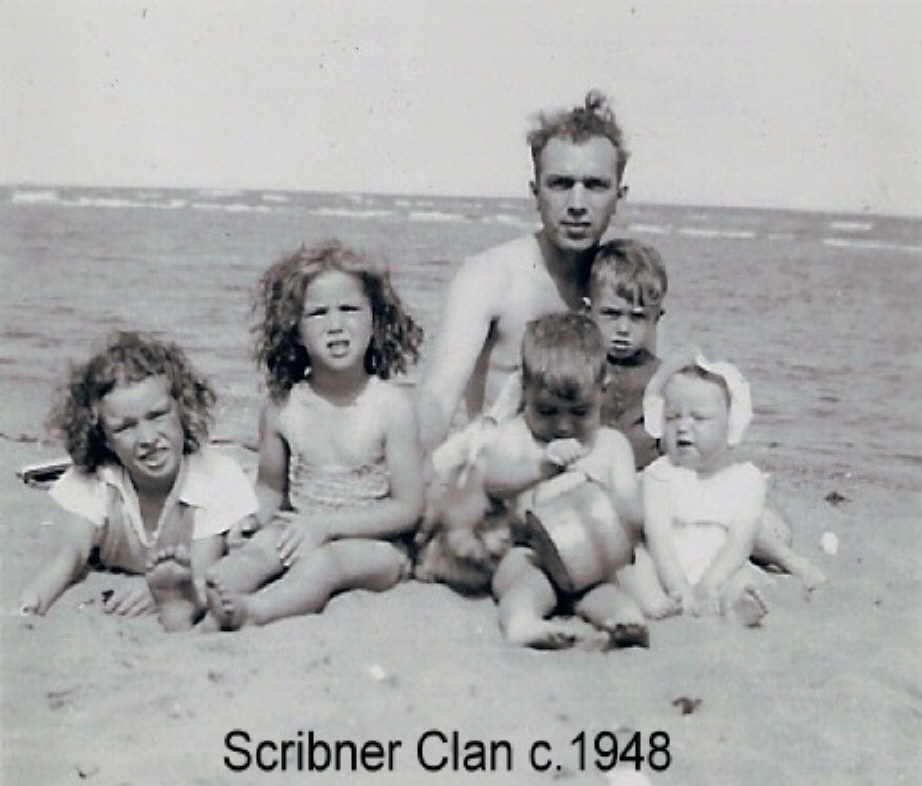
[2,2,919,783]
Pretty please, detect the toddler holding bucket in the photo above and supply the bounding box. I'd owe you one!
[473,313,648,649]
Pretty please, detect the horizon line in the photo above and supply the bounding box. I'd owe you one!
[2,181,919,222]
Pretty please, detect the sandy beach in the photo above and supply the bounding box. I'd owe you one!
[2,187,920,784]
[3,1,920,779]
[2,434,919,785]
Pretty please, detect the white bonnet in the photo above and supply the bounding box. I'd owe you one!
[643,347,753,446]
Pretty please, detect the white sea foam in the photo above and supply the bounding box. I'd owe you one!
[196,188,243,198]
[677,227,757,240]
[11,189,60,205]
[190,202,271,213]
[627,223,672,235]
[823,237,922,254]
[12,190,195,211]
[828,220,874,232]
[407,210,467,223]
[490,213,534,227]
[73,196,144,210]
[310,207,395,219]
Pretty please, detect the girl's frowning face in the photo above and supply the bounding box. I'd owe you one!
[299,270,374,374]
[98,375,184,494]
[661,373,731,472]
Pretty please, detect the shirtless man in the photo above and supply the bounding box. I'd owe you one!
[418,91,630,450]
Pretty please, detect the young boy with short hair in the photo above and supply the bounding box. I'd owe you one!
[478,313,648,649]
[589,238,668,470]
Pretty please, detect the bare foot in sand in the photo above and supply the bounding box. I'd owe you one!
[145,545,202,632]
[604,622,651,649]
[205,573,254,632]
[730,586,768,628]
[788,555,828,592]
[505,615,601,650]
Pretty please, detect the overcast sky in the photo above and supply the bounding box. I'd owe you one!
[2,1,920,216]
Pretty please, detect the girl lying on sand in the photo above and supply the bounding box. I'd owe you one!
[19,331,258,632]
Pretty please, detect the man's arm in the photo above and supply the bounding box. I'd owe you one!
[417,254,502,451]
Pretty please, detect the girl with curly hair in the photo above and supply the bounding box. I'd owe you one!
[19,331,259,631]
[204,240,425,629]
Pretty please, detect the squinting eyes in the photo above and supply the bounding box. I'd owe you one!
[537,408,590,418]
[666,413,713,422]
[109,410,170,434]
[545,178,613,191]
[303,304,365,318]
[601,312,650,322]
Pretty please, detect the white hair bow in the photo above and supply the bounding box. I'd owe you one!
[643,347,753,446]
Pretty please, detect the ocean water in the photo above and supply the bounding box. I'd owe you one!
[2,186,919,492]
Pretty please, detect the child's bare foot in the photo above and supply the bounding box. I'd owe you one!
[730,586,768,628]
[205,573,254,631]
[505,615,600,650]
[605,622,650,649]
[145,545,202,632]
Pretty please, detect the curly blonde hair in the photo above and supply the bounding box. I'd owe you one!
[48,331,215,472]
[253,239,424,401]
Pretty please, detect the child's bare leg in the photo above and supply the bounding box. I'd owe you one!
[207,526,286,596]
[146,545,203,632]
[491,547,596,649]
[615,546,678,620]
[753,506,827,590]
[721,568,769,628]
[207,540,407,630]
[575,581,650,649]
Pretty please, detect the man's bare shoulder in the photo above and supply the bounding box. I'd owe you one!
[593,426,635,457]
[461,234,540,276]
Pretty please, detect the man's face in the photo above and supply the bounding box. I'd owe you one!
[533,136,623,254]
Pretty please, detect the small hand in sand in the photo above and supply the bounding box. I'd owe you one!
[692,582,724,617]
[667,586,696,617]
[102,576,156,617]
[145,545,202,632]
[644,593,681,620]
[18,589,44,616]
[276,519,328,568]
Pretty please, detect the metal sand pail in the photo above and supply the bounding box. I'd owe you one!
[523,478,634,594]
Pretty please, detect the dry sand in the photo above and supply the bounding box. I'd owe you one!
[2,438,919,785]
